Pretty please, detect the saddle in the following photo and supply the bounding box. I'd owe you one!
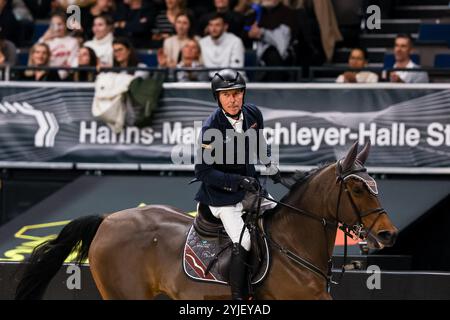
[183,203,270,286]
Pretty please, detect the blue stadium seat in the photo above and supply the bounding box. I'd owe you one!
[17,50,29,66]
[244,50,257,67]
[137,50,157,67]
[434,54,450,68]
[32,22,49,43]
[418,24,450,43]
[384,53,420,69]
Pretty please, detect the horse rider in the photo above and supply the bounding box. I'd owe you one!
[194,69,281,300]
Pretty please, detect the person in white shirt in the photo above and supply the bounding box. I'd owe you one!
[336,47,379,83]
[160,12,200,68]
[38,11,79,79]
[389,34,429,83]
[84,14,114,67]
[199,13,245,79]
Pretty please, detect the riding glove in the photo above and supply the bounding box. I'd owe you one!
[239,176,260,192]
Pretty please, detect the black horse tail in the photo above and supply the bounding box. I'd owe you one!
[15,215,105,300]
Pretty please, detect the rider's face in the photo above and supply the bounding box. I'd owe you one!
[218,89,244,116]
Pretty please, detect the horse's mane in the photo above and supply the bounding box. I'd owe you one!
[287,162,332,191]
[265,162,333,216]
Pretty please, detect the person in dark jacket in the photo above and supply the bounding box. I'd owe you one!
[114,0,156,48]
[194,69,281,300]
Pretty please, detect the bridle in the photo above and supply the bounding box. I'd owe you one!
[254,161,387,291]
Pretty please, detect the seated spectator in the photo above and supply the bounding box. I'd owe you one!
[198,0,245,37]
[0,30,17,66]
[159,12,199,68]
[336,48,378,83]
[152,0,188,45]
[0,0,20,45]
[244,0,299,81]
[176,39,208,82]
[81,0,116,40]
[72,46,98,82]
[38,11,79,79]
[388,34,429,83]
[114,0,155,48]
[19,43,61,81]
[199,13,245,79]
[84,14,114,67]
[112,37,149,79]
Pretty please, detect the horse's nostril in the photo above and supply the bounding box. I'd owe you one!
[377,230,397,244]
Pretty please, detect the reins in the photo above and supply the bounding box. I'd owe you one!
[247,163,387,291]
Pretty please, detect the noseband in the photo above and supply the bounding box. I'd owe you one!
[335,160,387,240]
[257,162,387,291]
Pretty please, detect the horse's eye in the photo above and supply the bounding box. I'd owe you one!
[353,187,364,194]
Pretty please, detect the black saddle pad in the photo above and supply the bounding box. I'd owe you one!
[183,225,270,285]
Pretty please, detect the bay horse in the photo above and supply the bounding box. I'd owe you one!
[15,142,398,300]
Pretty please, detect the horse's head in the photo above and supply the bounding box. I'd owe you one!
[333,141,398,249]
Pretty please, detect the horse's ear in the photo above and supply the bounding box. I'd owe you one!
[357,141,371,165]
[341,141,358,172]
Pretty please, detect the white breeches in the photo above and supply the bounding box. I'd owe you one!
[208,195,276,251]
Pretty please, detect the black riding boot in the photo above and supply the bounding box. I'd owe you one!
[229,243,250,300]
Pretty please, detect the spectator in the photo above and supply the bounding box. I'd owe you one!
[176,39,208,82]
[303,0,343,63]
[159,12,199,68]
[53,0,95,9]
[19,43,61,81]
[81,0,116,39]
[244,0,299,81]
[389,34,429,83]
[112,37,149,79]
[114,0,156,48]
[23,0,52,19]
[336,48,378,83]
[282,0,326,71]
[198,0,245,37]
[0,0,20,45]
[0,30,17,67]
[72,46,98,82]
[152,0,187,44]
[330,0,362,48]
[38,11,79,79]
[10,0,34,47]
[84,14,114,67]
[199,13,245,79]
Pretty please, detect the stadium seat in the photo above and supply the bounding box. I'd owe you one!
[17,50,29,66]
[384,53,420,68]
[434,54,450,68]
[244,50,258,67]
[137,50,157,67]
[418,24,450,43]
[32,22,49,43]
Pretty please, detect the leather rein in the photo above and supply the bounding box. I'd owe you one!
[255,163,387,291]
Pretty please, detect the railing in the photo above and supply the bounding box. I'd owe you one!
[0,65,449,83]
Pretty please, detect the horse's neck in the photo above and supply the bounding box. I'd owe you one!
[269,166,338,273]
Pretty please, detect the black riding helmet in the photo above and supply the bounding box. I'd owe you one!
[211,69,246,117]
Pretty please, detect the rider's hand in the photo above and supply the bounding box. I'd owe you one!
[269,168,282,184]
[239,176,260,192]
[266,164,282,184]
